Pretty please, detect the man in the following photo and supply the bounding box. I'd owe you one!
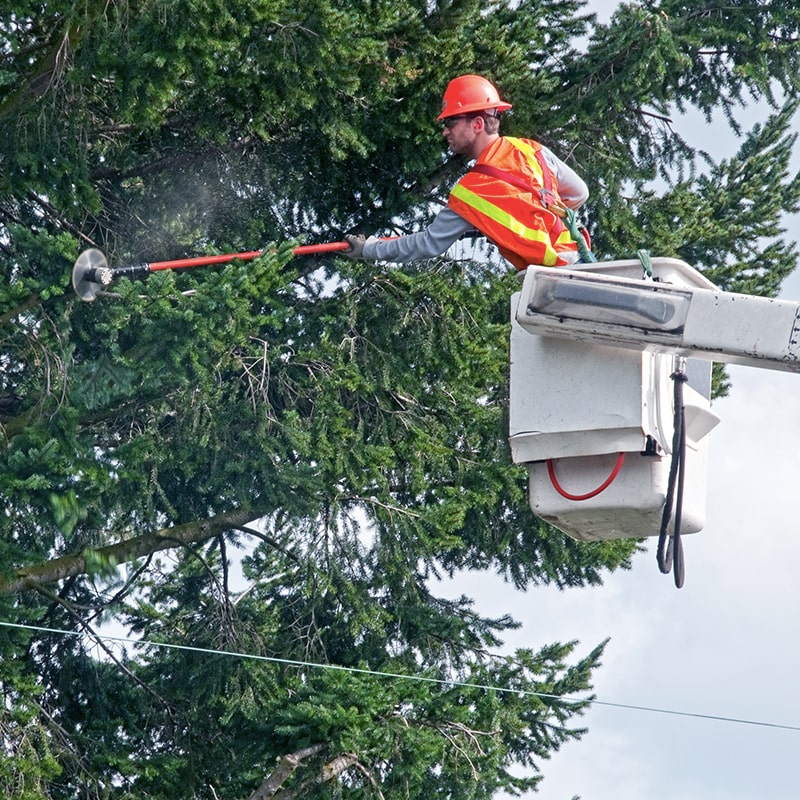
[345,74,589,270]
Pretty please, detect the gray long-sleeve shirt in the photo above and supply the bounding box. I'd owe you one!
[362,145,588,264]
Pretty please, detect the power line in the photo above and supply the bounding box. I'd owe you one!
[1,619,798,733]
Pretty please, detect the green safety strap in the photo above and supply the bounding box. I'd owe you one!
[565,208,597,263]
[637,248,653,278]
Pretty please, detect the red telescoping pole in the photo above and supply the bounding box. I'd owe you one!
[73,242,353,300]
[146,241,350,271]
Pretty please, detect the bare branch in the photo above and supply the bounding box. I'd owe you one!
[33,583,172,709]
[233,524,301,565]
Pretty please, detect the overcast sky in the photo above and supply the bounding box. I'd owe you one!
[443,3,800,797]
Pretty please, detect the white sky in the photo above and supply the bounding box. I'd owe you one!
[442,3,800,797]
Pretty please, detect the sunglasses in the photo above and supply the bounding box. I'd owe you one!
[442,111,499,129]
[442,115,472,129]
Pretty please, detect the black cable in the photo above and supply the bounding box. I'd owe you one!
[672,398,687,588]
[657,364,688,587]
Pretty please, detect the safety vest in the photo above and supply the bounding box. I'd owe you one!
[448,137,578,270]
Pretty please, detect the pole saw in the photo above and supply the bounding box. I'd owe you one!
[71,241,350,302]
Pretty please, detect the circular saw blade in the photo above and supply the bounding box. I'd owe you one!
[72,248,112,302]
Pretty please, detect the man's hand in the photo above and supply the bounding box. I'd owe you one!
[344,234,366,259]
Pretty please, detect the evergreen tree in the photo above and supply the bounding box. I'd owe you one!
[1,1,798,797]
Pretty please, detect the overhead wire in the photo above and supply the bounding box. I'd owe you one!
[0,619,798,733]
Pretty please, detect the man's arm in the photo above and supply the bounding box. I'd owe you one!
[362,208,475,263]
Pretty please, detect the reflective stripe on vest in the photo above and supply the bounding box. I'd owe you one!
[447,137,578,270]
[449,182,560,266]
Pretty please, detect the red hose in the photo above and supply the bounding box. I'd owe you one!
[546,453,625,501]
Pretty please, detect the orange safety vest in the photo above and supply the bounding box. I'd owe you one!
[448,137,578,270]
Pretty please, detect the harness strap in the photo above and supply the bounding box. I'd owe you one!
[470,162,537,193]
[470,155,566,217]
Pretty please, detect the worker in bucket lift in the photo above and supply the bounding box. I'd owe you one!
[344,74,590,270]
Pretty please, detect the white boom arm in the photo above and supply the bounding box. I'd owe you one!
[515,259,800,373]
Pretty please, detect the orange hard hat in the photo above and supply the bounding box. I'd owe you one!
[437,74,513,120]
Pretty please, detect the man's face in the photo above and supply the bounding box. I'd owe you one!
[442,115,477,155]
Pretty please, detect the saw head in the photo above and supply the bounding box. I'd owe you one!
[72,249,113,302]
